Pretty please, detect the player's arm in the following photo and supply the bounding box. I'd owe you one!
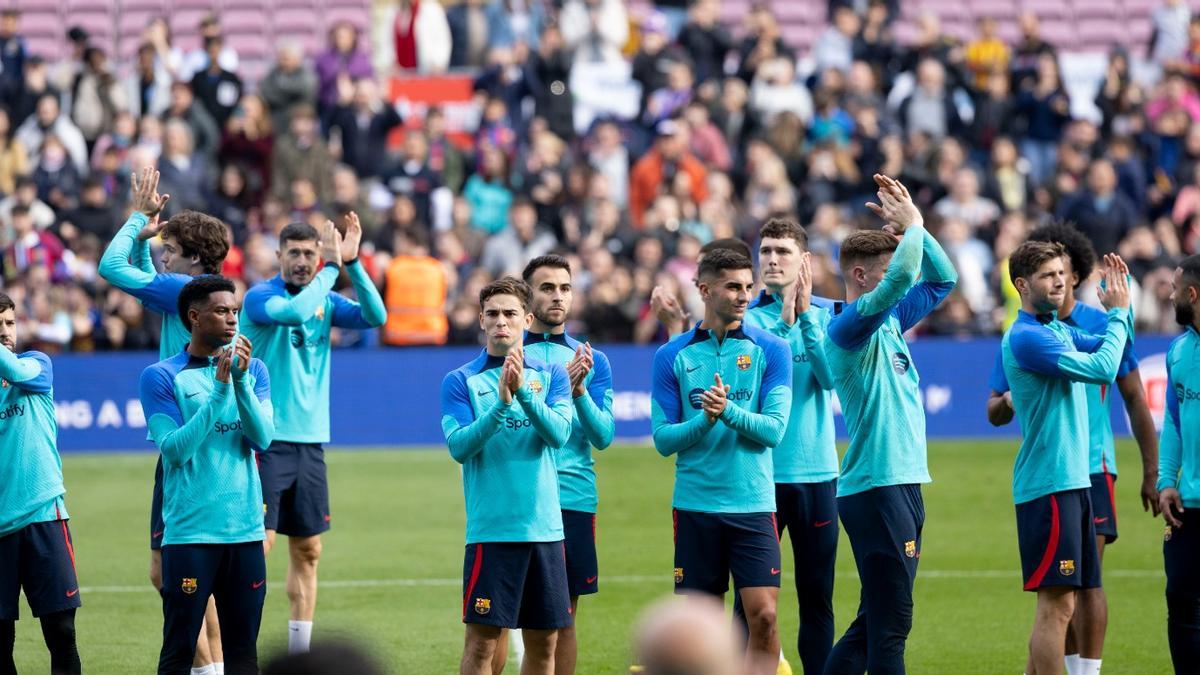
[1117,366,1161,514]
[0,348,52,392]
[1158,361,1185,526]
[574,350,615,450]
[716,338,792,448]
[986,350,1014,426]
[650,349,714,457]
[329,260,387,329]
[1010,314,1130,385]
[231,351,275,451]
[797,309,834,390]
[894,229,959,332]
[515,363,573,449]
[440,370,509,464]
[140,366,227,467]
[244,265,341,326]
[827,225,924,351]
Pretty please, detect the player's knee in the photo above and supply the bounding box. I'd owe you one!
[39,609,76,646]
[1038,592,1076,625]
[463,632,498,664]
[291,538,322,566]
[748,604,778,637]
[1167,591,1200,628]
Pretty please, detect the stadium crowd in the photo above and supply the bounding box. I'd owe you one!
[0,0,1199,351]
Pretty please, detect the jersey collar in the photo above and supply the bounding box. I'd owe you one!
[524,331,570,347]
[689,321,749,345]
[1017,309,1057,325]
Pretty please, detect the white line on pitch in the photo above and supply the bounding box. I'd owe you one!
[76,569,1164,594]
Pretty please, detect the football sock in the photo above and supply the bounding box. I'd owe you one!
[288,620,313,654]
[1079,658,1101,674]
[1065,654,1081,675]
[190,665,215,675]
[213,662,224,675]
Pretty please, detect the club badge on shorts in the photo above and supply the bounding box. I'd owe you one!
[674,567,684,583]
[736,355,752,371]
[904,540,916,558]
[474,598,491,615]
[1059,560,1076,576]
[1165,526,1174,542]
[182,578,198,595]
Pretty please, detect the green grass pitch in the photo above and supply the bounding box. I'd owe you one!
[13,440,1172,673]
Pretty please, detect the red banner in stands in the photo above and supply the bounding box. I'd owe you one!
[387,74,478,148]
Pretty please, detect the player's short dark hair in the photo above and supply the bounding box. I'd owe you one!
[279,222,320,247]
[699,237,752,260]
[479,276,531,310]
[1009,241,1067,286]
[161,210,230,275]
[1028,222,1096,289]
[522,255,571,283]
[1179,254,1200,288]
[839,230,900,271]
[10,204,29,218]
[697,248,753,282]
[758,217,808,251]
[0,292,14,314]
[177,275,235,332]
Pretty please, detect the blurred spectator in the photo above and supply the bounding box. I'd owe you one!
[933,168,1000,232]
[1017,53,1071,185]
[4,204,65,282]
[0,9,27,88]
[560,0,629,65]
[179,15,238,82]
[0,107,27,195]
[331,165,377,238]
[6,56,56,129]
[158,120,213,215]
[271,103,333,205]
[853,1,897,78]
[1059,159,1139,256]
[479,198,555,277]
[141,17,182,81]
[383,130,442,230]
[424,107,465,193]
[629,120,708,228]
[633,12,690,118]
[736,5,795,84]
[328,77,402,180]
[463,143,514,234]
[683,100,732,172]
[164,81,221,160]
[191,36,243,127]
[714,77,757,163]
[33,134,82,212]
[529,25,575,141]
[750,56,812,128]
[676,0,731,84]
[447,0,501,69]
[982,137,1033,213]
[0,175,55,233]
[126,43,172,118]
[814,6,860,75]
[970,69,1018,157]
[72,47,126,148]
[381,227,448,346]
[59,176,117,242]
[1010,12,1056,91]
[898,58,966,141]
[313,22,371,119]
[260,41,318,134]
[588,120,629,208]
[219,93,274,206]
[965,17,1010,91]
[16,92,88,172]
[377,0,452,74]
[1151,0,1192,66]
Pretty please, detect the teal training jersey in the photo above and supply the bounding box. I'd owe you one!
[650,323,792,513]
[241,261,386,443]
[524,332,615,513]
[1001,308,1132,504]
[744,292,839,484]
[825,228,957,497]
[98,212,192,359]
[1159,329,1200,507]
[441,350,573,544]
[0,348,67,538]
[140,351,275,545]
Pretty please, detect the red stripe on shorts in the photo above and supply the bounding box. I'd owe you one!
[1024,495,1060,591]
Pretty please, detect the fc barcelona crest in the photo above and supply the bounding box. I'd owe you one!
[181,578,198,595]
[736,355,752,371]
[474,597,491,615]
[315,305,325,321]
[1059,560,1076,576]
[529,379,543,394]
[674,567,684,583]
[1165,526,1174,542]
[904,540,916,558]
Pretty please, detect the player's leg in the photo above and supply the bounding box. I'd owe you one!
[191,598,223,673]
[1030,588,1077,673]
[462,543,526,675]
[285,535,321,651]
[211,542,267,675]
[1069,474,1115,671]
[204,598,223,669]
[462,624,504,675]
[726,513,782,675]
[515,542,572,675]
[556,510,598,675]
[283,443,332,654]
[672,509,729,598]
[858,485,923,673]
[0,619,13,675]
[151,458,166,589]
[0,526,19,675]
[159,545,219,675]
[490,629,510,674]
[554,598,579,675]
[38,609,80,675]
[793,479,838,675]
[738,587,781,675]
[825,493,869,675]
[256,443,293,559]
[22,520,83,674]
[1165,510,1200,673]
[518,629,558,675]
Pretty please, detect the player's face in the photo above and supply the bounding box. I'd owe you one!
[480,294,531,352]
[759,237,802,290]
[700,268,754,324]
[1172,267,1198,327]
[189,291,240,348]
[1022,257,1068,313]
[528,266,572,328]
[160,234,197,275]
[0,308,16,352]
[279,238,320,287]
[854,253,893,294]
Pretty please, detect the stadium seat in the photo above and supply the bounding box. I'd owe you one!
[324,7,371,31]
[222,8,269,35]
[1021,0,1071,21]
[25,34,65,61]
[20,13,64,39]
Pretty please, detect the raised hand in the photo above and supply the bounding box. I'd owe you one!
[320,220,344,267]
[795,252,813,315]
[498,362,513,405]
[865,174,921,235]
[230,335,252,380]
[567,343,595,397]
[215,348,232,384]
[700,373,731,423]
[1097,253,1131,310]
[340,211,363,263]
[131,166,171,232]
[505,345,525,394]
[651,285,687,330]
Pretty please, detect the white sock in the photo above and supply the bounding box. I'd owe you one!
[509,628,525,666]
[288,620,313,654]
[190,666,215,675]
[1065,654,1082,675]
[213,663,223,675]
[1080,657,1102,675]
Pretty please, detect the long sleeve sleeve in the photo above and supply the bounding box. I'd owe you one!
[0,348,51,392]
[574,351,615,450]
[1159,363,1182,491]
[1010,309,1131,385]
[329,260,387,329]
[717,335,792,447]
[894,230,959,332]
[651,404,714,457]
[144,379,228,468]
[244,265,339,326]
[99,212,155,291]
[828,226,925,350]
[233,360,275,450]
[440,370,509,463]
[797,309,834,390]
[515,364,573,449]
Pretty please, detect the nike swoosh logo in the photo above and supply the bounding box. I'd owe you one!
[151,530,164,538]
[1094,517,1109,524]
[65,589,79,597]
[686,365,701,373]
[251,580,266,589]
[770,568,781,575]
[185,392,201,399]
[476,390,492,396]
[586,575,598,584]
[813,520,833,528]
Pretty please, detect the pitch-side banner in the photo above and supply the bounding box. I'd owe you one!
[47,336,1177,452]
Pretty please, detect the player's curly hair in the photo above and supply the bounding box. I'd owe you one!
[758,217,809,250]
[697,248,752,281]
[522,255,571,284]
[479,277,531,310]
[1009,241,1068,286]
[177,275,236,332]
[839,230,899,272]
[1027,221,1096,289]
[161,210,230,275]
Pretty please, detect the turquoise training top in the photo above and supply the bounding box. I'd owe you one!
[1159,328,1200,507]
[650,322,792,513]
[523,332,615,513]
[0,348,67,538]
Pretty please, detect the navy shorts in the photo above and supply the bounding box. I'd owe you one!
[461,541,573,630]
[258,441,330,537]
[562,510,598,597]
[0,518,81,620]
[1165,510,1200,598]
[1016,488,1102,591]
[151,456,164,550]
[672,509,781,595]
[1089,472,1118,543]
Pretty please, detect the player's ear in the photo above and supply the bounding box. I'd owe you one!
[1014,277,1028,296]
[522,311,533,328]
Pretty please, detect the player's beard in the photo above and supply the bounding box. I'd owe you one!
[1175,301,1195,328]
[533,307,565,328]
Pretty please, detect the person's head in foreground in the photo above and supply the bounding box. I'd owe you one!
[631,594,740,675]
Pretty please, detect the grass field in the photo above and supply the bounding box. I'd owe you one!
[13,440,1173,673]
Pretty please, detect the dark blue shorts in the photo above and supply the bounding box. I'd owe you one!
[0,518,81,620]
[258,441,330,537]
[1165,510,1200,598]
[672,509,781,595]
[1090,471,1118,543]
[461,541,573,630]
[1016,488,1102,592]
[151,455,164,550]
[562,510,598,597]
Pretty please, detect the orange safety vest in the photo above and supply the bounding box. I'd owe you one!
[382,254,448,346]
